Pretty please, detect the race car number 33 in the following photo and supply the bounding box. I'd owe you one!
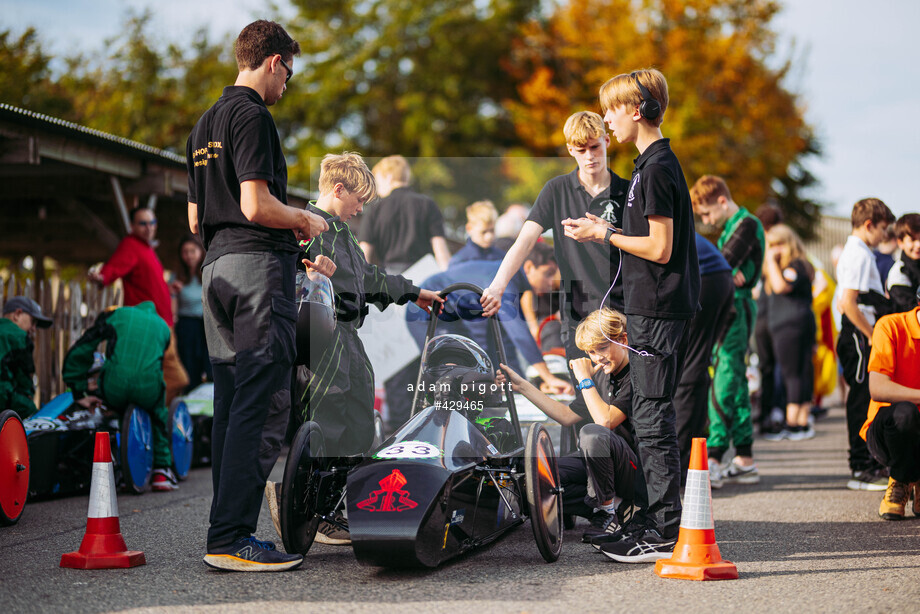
[374,441,442,459]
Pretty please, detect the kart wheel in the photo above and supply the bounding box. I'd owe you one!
[280,421,326,554]
[525,422,563,562]
[0,410,29,526]
[120,406,154,494]
[168,399,194,480]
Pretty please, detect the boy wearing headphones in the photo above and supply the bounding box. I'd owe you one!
[563,69,700,562]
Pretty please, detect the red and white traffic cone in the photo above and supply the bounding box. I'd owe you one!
[60,432,146,569]
[654,438,738,580]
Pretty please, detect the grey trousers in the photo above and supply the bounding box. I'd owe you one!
[202,251,297,548]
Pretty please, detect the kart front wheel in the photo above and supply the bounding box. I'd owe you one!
[0,410,29,526]
[525,422,563,562]
[120,406,154,494]
[280,421,326,555]
[168,399,194,480]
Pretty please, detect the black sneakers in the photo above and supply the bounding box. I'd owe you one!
[598,528,676,563]
[581,509,621,543]
[203,536,303,572]
[589,518,646,550]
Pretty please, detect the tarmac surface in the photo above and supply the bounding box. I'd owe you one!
[2,399,919,614]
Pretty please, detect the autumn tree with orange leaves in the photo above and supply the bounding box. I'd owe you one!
[505,0,820,233]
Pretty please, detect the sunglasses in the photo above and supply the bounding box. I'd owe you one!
[136,220,157,227]
[279,56,293,83]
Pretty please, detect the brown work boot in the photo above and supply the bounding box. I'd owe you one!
[911,481,920,517]
[879,477,910,521]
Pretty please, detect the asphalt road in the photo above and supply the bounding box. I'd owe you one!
[2,401,919,614]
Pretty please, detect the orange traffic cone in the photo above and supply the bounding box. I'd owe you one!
[60,432,146,569]
[655,438,738,580]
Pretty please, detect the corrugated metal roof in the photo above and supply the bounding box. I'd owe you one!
[0,102,186,167]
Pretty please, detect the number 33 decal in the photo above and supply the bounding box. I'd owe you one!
[374,441,442,459]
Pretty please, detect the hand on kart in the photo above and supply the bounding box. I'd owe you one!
[496,363,527,392]
[415,288,445,313]
[76,394,103,409]
[295,210,329,242]
[561,216,604,244]
[480,285,504,318]
[540,374,574,396]
[569,357,597,382]
[303,255,336,278]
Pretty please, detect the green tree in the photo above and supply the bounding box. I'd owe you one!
[53,10,234,153]
[0,27,73,116]
[280,0,540,186]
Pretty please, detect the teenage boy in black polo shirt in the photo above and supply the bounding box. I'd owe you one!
[481,111,630,388]
[187,20,329,572]
[564,68,700,562]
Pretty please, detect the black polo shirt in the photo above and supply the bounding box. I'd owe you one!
[187,86,299,267]
[621,139,700,319]
[528,168,630,326]
[357,187,445,268]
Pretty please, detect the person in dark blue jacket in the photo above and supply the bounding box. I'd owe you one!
[449,200,506,267]
[401,244,572,421]
[673,234,734,485]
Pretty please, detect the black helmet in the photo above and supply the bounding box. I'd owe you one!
[422,334,493,381]
[295,270,336,369]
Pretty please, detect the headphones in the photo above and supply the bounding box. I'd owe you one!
[631,72,661,121]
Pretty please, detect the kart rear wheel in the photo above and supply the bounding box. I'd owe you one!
[120,406,154,494]
[525,422,563,562]
[280,421,326,555]
[168,399,194,480]
[0,410,29,526]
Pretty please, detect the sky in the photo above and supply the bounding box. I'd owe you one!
[2,0,919,218]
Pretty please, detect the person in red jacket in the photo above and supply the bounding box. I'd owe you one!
[89,206,189,402]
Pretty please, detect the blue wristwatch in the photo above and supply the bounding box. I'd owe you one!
[576,378,595,391]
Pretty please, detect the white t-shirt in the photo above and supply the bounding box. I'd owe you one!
[836,235,885,325]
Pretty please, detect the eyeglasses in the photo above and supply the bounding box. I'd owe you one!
[136,220,157,227]
[279,56,293,83]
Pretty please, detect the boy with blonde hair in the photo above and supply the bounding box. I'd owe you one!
[563,69,700,562]
[449,200,504,266]
[359,154,451,272]
[266,152,442,546]
[497,307,639,546]
[481,111,630,396]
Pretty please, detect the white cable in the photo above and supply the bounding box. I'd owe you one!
[597,242,654,358]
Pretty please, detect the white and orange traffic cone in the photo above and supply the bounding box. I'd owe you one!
[60,432,146,569]
[655,437,738,581]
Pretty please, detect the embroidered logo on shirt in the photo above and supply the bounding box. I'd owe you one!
[598,200,620,225]
[627,174,640,207]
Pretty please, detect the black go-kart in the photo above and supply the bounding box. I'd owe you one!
[280,282,563,568]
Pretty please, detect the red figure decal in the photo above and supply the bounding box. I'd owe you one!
[356,469,419,512]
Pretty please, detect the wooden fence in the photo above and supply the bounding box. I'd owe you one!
[1,276,121,407]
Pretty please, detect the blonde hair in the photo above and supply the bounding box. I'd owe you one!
[563,111,606,147]
[599,68,669,127]
[765,224,814,283]
[371,155,411,185]
[575,308,627,352]
[466,200,498,226]
[319,152,377,203]
[689,175,732,212]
